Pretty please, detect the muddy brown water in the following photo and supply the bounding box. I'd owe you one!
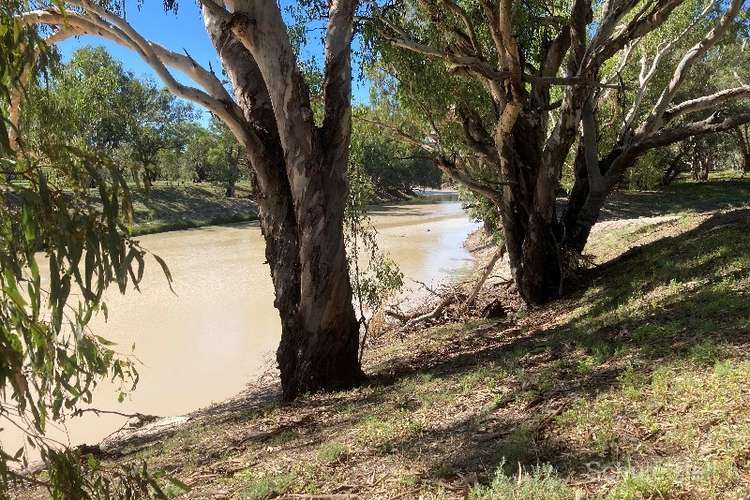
[2,196,478,456]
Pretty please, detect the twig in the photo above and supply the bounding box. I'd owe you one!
[409,278,446,299]
[72,407,157,420]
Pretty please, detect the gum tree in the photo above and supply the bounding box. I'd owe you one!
[370,0,750,304]
[14,0,364,400]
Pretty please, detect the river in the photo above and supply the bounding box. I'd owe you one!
[2,196,478,456]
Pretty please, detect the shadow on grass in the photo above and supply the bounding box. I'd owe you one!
[109,207,750,496]
[350,208,750,482]
[598,178,750,221]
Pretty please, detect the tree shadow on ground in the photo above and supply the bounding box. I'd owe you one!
[104,208,750,497]
[347,208,750,485]
[596,178,750,221]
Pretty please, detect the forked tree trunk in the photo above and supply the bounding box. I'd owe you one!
[246,142,362,400]
[200,4,363,400]
[195,1,364,400]
[495,119,564,305]
[375,0,749,308]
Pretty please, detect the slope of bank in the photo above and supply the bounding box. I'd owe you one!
[128,183,258,236]
[17,177,750,498]
[126,184,449,236]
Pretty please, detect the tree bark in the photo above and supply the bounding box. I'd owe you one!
[269,168,363,399]
[734,125,750,174]
[495,117,565,305]
[201,4,363,401]
[14,1,365,401]
[661,149,686,186]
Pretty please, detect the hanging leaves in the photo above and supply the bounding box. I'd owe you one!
[0,1,177,496]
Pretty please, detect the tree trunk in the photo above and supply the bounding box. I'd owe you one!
[513,214,563,304]
[276,144,363,400]
[661,149,686,186]
[497,119,564,305]
[197,3,363,400]
[735,125,750,174]
[561,150,624,253]
[248,147,362,401]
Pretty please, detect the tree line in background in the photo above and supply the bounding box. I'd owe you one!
[20,46,442,201]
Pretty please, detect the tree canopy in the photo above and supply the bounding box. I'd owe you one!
[364,0,750,303]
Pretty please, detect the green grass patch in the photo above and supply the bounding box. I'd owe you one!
[317,442,348,464]
[471,462,578,499]
[238,470,296,499]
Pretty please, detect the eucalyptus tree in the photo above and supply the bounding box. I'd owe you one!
[120,74,196,186]
[370,0,750,304]
[22,47,133,156]
[203,118,247,197]
[15,0,364,400]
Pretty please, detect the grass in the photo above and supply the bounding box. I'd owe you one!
[127,182,257,235]
[470,462,576,500]
[14,175,750,498]
[317,442,348,464]
[238,470,296,499]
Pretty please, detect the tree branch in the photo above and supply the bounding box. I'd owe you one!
[638,0,744,136]
[637,112,750,151]
[19,5,253,148]
[662,86,750,124]
[322,0,358,148]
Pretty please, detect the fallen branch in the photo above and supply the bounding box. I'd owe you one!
[72,408,158,421]
[384,309,410,322]
[464,245,506,309]
[395,295,452,337]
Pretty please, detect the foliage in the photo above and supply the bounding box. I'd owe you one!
[22,46,195,186]
[344,160,403,357]
[362,0,750,225]
[183,119,248,197]
[352,106,443,199]
[21,47,247,195]
[0,3,178,497]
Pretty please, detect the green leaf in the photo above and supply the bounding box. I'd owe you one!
[152,254,174,292]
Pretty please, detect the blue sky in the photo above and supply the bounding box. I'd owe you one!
[58,0,371,120]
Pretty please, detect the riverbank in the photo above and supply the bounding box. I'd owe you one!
[16,176,750,498]
[128,183,258,236]
[127,183,450,236]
